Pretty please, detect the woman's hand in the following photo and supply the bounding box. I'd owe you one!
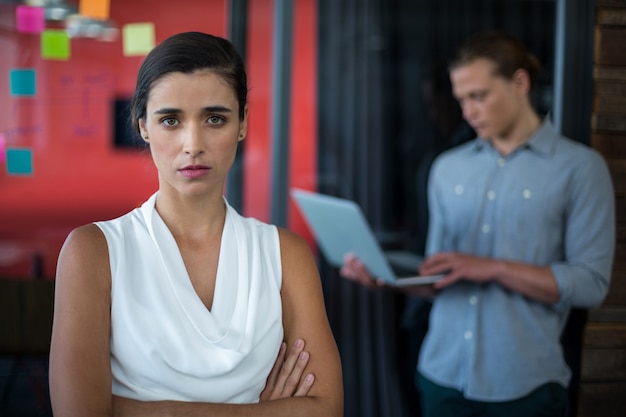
[260,339,315,401]
[110,340,318,417]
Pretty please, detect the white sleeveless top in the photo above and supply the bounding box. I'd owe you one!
[95,193,284,403]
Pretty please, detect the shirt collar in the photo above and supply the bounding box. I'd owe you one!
[470,117,558,156]
[525,118,559,156]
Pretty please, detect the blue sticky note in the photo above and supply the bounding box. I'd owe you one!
[6,148,34,175]
[10,69,36,96]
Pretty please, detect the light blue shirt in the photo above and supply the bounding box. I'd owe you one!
[418,120,615,401]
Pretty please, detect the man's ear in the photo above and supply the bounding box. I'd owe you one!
[512,69,531,93]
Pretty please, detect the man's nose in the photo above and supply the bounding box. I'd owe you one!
[462,102,477,121]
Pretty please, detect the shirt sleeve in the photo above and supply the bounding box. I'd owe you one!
[551,150,616,310]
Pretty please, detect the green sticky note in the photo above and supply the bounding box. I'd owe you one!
[42,29,71,60]
[10,69,36,96]
[7,148,33,175]
[123,23,155,56]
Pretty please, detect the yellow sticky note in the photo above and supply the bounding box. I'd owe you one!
[42,30,70,61]
[123,23,155,56]
[79,0,110,20]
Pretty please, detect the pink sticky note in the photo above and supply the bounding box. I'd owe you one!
[16,6,45,34]
[0,134,5,163]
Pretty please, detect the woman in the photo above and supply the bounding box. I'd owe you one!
[49,31,343,416]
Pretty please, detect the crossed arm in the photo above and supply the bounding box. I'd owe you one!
[49,225,343,417]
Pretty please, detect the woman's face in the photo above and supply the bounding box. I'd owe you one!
[139,69,247,198]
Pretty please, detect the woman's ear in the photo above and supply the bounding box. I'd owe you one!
[238,104,248,142]
[138,118,149,142]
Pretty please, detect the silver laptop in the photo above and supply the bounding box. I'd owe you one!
[291,189,443,287]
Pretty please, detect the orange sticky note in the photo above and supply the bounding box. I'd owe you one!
[79,0,110,20]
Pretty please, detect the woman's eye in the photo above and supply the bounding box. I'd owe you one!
[161,118,178,127]
[207,115,225,125]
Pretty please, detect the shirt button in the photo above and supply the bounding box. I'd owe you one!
[482,224,491,234]
[464,331,473,340]
[469,296,478,305]
[455,184,464,195]
[486,190,496,200]
[523,188,532,199]
[497,158,506,167]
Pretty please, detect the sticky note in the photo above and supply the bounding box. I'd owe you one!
[16,5,45,34]
[123,23,155,56]
[6,148,33,175]
[10,69,36,96]
[42,30,71,60]
[79,0,110,20]
[0,134,5,163]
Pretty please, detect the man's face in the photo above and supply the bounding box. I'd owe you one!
[450,58,527,141]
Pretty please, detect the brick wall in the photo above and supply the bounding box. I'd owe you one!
[578,1,626,415]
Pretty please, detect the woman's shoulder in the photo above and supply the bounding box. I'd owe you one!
[276,227,317,278]
[59,224,109,270]
[224,203,314,269]
[63,223,107,253]
[277,227,310,254]
[56,223,111,290]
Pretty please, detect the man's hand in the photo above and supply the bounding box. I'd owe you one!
[420,252,498,289]
[341,253,438,298]
[260,339,315,401]
[421,252,561,303]
[340,253,389,290]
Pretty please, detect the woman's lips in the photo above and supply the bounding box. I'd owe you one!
[178,165,210,179]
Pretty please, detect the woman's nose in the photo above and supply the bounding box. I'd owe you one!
[182,126,204,155]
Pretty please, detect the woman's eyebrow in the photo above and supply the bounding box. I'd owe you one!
[202,105,232,113]
[153,107,182,115]
[153,106,232,115]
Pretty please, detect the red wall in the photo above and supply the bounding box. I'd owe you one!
[0,0,317,279]
[244,0,317,238]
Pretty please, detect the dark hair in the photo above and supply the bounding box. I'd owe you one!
[130,31,247,134]
[449,31,542,91]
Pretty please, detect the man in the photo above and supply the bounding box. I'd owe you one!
[341,31,615,417]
